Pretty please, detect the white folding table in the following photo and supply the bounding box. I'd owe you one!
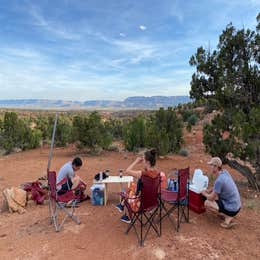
[93,176,134,205]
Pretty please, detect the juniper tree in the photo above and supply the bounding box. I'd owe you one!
[190,14,260,189]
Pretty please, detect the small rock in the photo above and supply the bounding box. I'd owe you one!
[75,244,86,250]
[153,248,166,260]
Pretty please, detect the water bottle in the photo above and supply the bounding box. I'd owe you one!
[99,172,103,181]
[119,169,123,178]
[167,179,174,191]
[173,180,177,192]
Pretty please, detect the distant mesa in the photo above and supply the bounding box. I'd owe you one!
[0,96,191,109]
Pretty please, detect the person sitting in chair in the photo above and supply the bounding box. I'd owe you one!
[201,157,241,229]
[56,157,88,200]
[115,149,160,223]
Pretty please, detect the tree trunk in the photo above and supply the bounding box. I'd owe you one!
[226,159,259,191]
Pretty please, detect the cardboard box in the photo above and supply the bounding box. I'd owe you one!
[189,186,206,214]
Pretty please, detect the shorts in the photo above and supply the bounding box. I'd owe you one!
[124,182,140,212]
[58,177,73,195]
[216,200,240,217]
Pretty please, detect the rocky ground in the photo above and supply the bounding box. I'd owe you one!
[0,123,259,259]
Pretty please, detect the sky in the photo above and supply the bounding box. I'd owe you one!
[0,0,259,101]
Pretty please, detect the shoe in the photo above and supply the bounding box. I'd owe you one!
[220,221,236,229]
[114,203,124,213]
[120,214,131,224]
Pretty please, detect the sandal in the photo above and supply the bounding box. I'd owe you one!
[220,221,236,229]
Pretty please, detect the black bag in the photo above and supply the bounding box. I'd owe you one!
[94,172,108,181]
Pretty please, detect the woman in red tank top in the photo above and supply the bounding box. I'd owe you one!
[115,149,160,223]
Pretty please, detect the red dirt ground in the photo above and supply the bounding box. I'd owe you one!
[0,124,260,259]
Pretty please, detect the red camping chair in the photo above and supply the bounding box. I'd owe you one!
[161,167,189,232]
[47,171,82,232]
[121,174,161,246]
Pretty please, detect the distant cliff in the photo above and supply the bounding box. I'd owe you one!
[0,96,191,109]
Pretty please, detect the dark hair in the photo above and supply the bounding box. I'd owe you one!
[72,157,83,167]
[144,148,157,167]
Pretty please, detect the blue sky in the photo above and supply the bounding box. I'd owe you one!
[0,0,259,101]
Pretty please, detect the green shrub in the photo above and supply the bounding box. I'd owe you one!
[179,148,189,157]
[73,111,112,150]
[187,114,198,125]
[0,112,42,153]
[123,116,146,151]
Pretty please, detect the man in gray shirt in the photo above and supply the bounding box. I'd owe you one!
[56,157,86,195]
[201,157,241,229]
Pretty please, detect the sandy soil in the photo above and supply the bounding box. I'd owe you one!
[0,124,260,259]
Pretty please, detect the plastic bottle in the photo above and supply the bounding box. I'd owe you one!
[99,172,103,181]
[173,180,178,192]
[173,180,177,192]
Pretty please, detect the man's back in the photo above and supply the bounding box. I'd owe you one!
[57,161,74,183]
[214,170,241,211]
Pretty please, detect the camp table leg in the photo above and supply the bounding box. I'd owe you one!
[104,183,108,206]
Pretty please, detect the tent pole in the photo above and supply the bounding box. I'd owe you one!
[47,113,58,172]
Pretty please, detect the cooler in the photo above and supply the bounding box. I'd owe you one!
[188,169,208,214]
[189,186,206,214]
[91,184,105,206]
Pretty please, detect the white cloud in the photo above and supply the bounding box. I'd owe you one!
[139,25,147,31]
[170,0,184,23]
[27,4,80,40]
[119,33,126,37]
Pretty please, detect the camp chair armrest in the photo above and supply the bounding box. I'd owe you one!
[127,195,140,200]
[119,192,140,200]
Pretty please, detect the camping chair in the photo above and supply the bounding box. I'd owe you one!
[47,171,81,232]
[160,167,189,232]
[122,174,161,246]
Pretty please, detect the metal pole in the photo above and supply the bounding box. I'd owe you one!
[47,113,58,172]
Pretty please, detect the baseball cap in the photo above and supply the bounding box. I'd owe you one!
[207,157,222,167]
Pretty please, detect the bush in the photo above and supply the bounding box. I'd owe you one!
[51,115,73,147]
[186,123,192,132]
[104,118,123,140]
[179,148,189,157]
[0,112,42,153]
[35,115,51,142]
[73,111,112,150]
[123,107,183,155]
[187,114,198,125]
[123,116,146,151]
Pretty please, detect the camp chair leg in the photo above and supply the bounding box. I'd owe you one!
[161,202,177,230]
[177,203,180,232]
[187,202,189,222]
[50,201,81,232]
[125,214,138,234]
[59,202,81,225]
[48,198,59,231]
[159,200,162,236]
[48,197,52,224]
[140,213,143,246]
[52,205,60,232]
